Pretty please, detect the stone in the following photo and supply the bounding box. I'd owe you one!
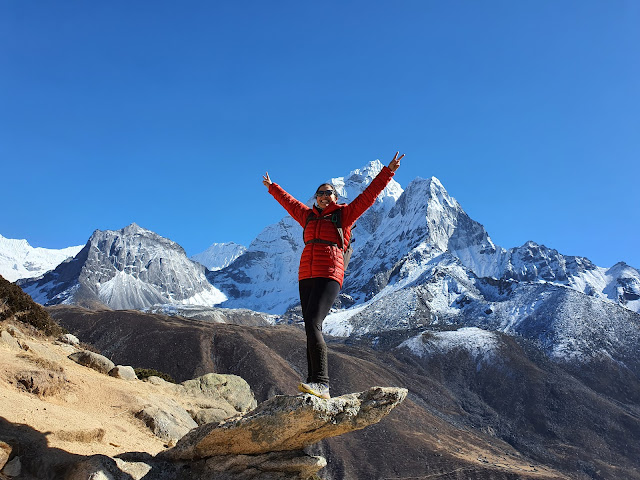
[135,396,198,443]
[68,351,115,374]
[108,365,138,381]
[0,441,11,470]
[113,458,152,479]
[64,455,132,480]
[0,330,20,350]
[167,386,408,460]
[59,333,80,345]
[1,455,21,477]
[145,375,169,386]
[189,406,239,426]
[181,373,257,413]
[201,451,327,479]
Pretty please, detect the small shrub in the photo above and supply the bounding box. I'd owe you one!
[17,353,65,373]
[79,342,101,354]
[134,368,176,383]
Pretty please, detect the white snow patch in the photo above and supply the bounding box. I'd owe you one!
[399,327,499,365]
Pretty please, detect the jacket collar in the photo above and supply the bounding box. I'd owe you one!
[313,202,341,216]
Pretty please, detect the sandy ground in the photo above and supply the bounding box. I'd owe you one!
[0,323,169,459]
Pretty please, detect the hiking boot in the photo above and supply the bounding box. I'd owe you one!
[298,382,330,399]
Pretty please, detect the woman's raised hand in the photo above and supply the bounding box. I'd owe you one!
[388,152,405,172]
[262,172,273,188]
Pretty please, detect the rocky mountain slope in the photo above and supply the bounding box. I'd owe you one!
[17,223,226,310]
[49,306,640,480]
[0,233,83,283]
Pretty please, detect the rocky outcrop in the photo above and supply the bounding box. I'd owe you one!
[167,387,408,460]
[61,387,406,480]
[68,350,115,374]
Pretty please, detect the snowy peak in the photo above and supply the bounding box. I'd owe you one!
[0,233,84,282]
[503,241,596,282]
[191,242,247,271]
[207,216,303,313]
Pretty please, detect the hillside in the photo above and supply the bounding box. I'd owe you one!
[49,305,640,480]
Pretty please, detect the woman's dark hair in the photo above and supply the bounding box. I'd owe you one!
[315,183,337,196]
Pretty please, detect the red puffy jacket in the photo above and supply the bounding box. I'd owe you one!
[268,166,395,286]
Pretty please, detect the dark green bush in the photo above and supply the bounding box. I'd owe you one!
[0,275,64,337]
[134,368,176,383]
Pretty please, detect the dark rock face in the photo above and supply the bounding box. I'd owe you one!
[50,307,640,480]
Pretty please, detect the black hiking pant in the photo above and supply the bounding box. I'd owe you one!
[299,277,340,386]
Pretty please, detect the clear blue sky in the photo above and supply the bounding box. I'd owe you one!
[2,1,638,269]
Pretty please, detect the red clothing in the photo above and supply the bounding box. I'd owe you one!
[268,166,395,286]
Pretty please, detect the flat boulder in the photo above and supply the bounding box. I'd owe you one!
[166,386,407,460]
[68,351,115,374]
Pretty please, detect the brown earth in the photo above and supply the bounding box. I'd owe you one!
[45,306,582,480]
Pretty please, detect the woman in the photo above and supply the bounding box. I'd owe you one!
[262,152,404,399]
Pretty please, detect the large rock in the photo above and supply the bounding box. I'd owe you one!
[68,350,115,374]
[135,396,198,443]
[166,386,407,460]
[108,365,138,381]
[181,373,257,412]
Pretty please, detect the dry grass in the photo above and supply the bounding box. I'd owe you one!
[53,428,106,443]
[15,370,68,397]
[13,354,68,397]
[17,352,65,373]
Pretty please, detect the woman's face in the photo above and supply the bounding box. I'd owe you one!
[315,184,337,209]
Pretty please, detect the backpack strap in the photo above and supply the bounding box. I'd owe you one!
[304,210,346,250]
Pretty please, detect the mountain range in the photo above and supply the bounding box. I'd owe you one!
[16,223,226,310]
[7,160,640,345]
[4,159,640,478]
[0,234,83,283]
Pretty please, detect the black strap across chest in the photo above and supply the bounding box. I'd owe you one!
[304,211,345,250]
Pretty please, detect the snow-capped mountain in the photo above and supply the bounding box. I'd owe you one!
[191,242,247,271]
[0,233,83,282]
[9,158,638,368]
[17,223,226,310]
[211,165,639,324]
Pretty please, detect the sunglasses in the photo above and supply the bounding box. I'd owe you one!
[316,190,335,197]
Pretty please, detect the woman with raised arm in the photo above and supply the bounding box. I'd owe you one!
[262,152,404,399]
